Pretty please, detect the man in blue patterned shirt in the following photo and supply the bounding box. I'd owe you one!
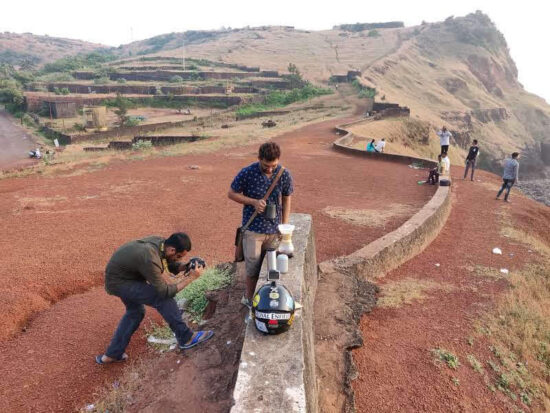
[228,142,294,307]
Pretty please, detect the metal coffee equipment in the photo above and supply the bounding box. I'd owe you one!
[265,203,277,220]
[266,248,277,272]
[277,224,295,257]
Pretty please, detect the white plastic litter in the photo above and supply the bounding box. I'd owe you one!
[492,248,502,255]
[435,263,441,267]
[227,340,232,345]
[500,268,509,275]
[147,336,177,345]
[85,404,95,411]
[169,344,176,351]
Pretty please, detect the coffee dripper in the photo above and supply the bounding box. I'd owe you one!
[277,224,295,258]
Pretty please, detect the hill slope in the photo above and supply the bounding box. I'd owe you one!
[0,32,106,68]
[112,13,549,175]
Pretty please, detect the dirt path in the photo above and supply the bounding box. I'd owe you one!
[0,116,434,411]
[352,168,549,412]
[0,108,37,170]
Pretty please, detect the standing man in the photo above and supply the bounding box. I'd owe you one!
[437,126,452,156]
[496,152,520,203]
[96,233,213,364]
[464,139,480,181]
[440,153,451,176]
[228,142,294,308]
[375,138,386,153]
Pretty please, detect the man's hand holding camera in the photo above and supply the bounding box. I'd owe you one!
[173,257,206,292]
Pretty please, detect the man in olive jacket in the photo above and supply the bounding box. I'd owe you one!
[96,233,213,364]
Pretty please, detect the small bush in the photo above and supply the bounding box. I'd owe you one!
[367,29,380,37]
[169,75,183,83]
[116,78,127,84]
[175,266,232,321]
[94,77,110,85]
[432,348,460,369]
[21,113,36,127]
[125,118,141,127]
[72,122,86,132]
[131,140,152,150]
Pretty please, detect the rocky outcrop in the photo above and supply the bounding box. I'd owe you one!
[441,77,469,94]
[471,107,509,123]
[466,54,517,96]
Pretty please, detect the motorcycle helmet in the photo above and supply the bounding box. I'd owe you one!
[252,281,295,335]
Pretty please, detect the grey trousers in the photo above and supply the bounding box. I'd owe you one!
[464,159,476,180]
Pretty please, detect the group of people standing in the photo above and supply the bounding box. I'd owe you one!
[435,126,520,202]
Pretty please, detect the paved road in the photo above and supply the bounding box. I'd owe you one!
[0,108,36,169]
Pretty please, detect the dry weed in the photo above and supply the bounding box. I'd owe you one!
[323,203,415,228]
[378,277,455,308]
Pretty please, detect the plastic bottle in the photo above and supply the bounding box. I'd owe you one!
[277,254,289,273]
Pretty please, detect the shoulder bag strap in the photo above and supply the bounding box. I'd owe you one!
[241,166,285,231]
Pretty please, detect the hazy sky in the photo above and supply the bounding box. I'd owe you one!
[2,0,548,103]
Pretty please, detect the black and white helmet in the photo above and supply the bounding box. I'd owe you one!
[252,281,295,335]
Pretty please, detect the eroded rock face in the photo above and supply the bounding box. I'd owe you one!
[471,107,509,123]
[466,54,517,96]
[441,77,469,94]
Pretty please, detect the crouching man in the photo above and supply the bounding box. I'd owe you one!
[95,233,213,364]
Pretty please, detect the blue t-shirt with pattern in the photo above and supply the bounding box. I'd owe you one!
[231,162,294,234]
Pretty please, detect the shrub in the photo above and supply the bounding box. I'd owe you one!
[21,113,36,127]
[175,266,232,321]
[132,140,152,150]
[367,29,380,37]
[125,118,141,127]
[351,79,377,99]
[169,75,183,83]
[94,77,110,85]
[116,78,127,84]
[53,87,70,95]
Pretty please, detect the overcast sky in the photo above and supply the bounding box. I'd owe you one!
[2,0,548,103]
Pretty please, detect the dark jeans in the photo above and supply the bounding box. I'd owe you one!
[497,178,515,200]
[441,145,449,155]
[464,159,476,180]
[105,282,192,359]
[428,169,439,185]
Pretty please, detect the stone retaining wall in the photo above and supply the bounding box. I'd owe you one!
[232,214,318,413]
[317,116,452,412]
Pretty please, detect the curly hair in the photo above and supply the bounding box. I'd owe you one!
[258,142,281,161]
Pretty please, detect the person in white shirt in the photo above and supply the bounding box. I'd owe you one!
[437,126,452,156]
[375,138,386,153]
[440,153,451,175]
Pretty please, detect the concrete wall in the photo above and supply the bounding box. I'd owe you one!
[232,214,318,413]
[316,116,452,412]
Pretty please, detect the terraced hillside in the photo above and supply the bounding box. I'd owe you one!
[111,13,550,175]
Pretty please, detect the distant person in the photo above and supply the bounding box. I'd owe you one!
[95,233,213,365]
[366,139,377,153]
[496,152,520,203]
[437,126,452,155]
[440,153,450,175]
[375,138,386,153]
[427,154,443,185]
[464,139,480,181]
[28,147,41,159]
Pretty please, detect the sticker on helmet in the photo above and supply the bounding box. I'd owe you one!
[269,291,280,299]
[252,294,260,307]
[254,311,291,320]
[269,300,279,308]
[255,319,268,333]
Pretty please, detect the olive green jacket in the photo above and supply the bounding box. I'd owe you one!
[105,236,178,299]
